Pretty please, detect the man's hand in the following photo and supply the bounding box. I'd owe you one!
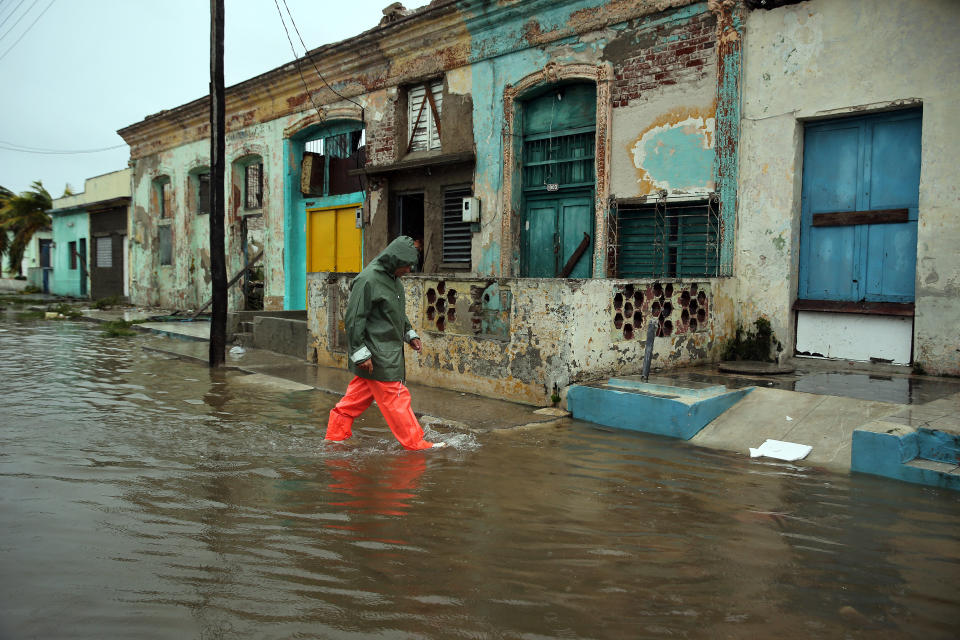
[357,358,374,374]
[410,338,422,352]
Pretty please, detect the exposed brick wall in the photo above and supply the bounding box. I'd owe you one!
[367,99,397,167]
[612,11,717,108]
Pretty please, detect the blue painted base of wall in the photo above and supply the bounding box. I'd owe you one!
[851,427,960,491]
[567,382,752,440]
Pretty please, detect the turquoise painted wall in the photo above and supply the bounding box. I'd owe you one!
[283,121,365,310]
[50,208,89,298]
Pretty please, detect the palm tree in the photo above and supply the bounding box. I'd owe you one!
[0,181,53,277]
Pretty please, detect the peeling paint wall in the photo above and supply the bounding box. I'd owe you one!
[737,0,960,375]
[309,273,736,405]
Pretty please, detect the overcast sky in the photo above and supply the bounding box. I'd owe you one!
[0,0,430,197]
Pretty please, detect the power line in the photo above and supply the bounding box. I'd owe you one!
[281,0,363,113]
[272,0,325,123]
[0,0,38,45]
[0,140,127,155]
[0,0,30,33]
[0,0,54,63]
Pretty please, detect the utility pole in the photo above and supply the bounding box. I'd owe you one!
[208,0,227,367]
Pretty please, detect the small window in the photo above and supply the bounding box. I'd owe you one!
[407,79,442,152]
[96,236,112,268]
[616,198,719,278]
[442,185,472,266]
[154,176,172,219]
[158,225,173,266]
[68,241,77,270]
[245,163,263,209]
[197,172,211,215]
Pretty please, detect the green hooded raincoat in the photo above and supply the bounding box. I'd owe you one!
[344,236,420,382]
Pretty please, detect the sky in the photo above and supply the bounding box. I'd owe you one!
[0,0,430,197]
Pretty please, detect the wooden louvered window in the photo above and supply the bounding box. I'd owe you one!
[408,80,443,152]
[442,185,472,266]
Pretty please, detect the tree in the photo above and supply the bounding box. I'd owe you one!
[0,181,53,277]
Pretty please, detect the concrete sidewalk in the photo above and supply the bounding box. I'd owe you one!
[76,307,567,434]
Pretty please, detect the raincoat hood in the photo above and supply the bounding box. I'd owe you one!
[373,236,419,275]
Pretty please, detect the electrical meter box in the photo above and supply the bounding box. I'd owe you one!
[462,197,480,223]
[355,206,363,228]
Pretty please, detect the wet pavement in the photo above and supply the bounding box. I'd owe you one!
[2,312,960,639]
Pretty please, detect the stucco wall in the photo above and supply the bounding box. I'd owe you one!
[736,0,960,375]
[308,272,736,405]
[49,210,89,298]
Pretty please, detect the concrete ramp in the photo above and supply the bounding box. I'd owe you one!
[692,387,901,472]
[567,377,751,440]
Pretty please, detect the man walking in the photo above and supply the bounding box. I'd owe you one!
[325,236,444,450]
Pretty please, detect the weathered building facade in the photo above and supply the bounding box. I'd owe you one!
[736,0,960,376]
[117,0,959,404]
[48,169,131,299]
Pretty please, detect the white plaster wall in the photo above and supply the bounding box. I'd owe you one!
[737,0,960,374]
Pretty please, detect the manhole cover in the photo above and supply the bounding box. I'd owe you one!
[718,361,795,375]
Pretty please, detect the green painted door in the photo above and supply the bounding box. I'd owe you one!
[524,192,593,277]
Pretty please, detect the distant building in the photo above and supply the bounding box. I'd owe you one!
[48,169,131,300]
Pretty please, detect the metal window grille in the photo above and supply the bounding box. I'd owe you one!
[442,185,472,265]
[522,128,595,192]
[245,164,263,209]
[615,195,719,278]
[96,236,112,268]
[197,173,211,214]
[408,80,443,152]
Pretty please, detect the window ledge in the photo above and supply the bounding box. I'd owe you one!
[352,151,474,176]
[793,299,915,317]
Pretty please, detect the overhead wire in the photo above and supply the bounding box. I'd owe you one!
[275,0,367,195]
[0,0,32,37]
[0,140,126,155]
[0,0,30,32]
[0,0,55,63]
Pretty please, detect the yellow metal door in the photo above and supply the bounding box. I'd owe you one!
[307,204,362,273]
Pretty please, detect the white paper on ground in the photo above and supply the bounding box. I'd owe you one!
[749,439,812,462]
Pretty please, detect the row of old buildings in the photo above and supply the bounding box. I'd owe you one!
[45,0,960,404]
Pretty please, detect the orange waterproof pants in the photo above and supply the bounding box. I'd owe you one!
[326,376,434,450]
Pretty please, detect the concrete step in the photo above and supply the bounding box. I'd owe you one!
[852,417,960,490]
[253,316,307,360]
[238,321,254,333]
[567,378,751,440]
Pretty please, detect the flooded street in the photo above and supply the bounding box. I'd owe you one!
[1,316,959,639]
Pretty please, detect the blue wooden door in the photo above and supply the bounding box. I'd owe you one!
[799,110,921,303]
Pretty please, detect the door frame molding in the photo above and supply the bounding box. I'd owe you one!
[501,62,612,278]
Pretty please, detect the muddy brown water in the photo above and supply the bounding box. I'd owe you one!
[1,317,958,639]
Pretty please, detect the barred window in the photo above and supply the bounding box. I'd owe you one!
[197,172,211,215]
[245,163,263,209]
[442,185,472,266]
[615,197,719,278]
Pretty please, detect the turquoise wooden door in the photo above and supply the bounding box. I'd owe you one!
[520,83,596,277]
[799,110,921,303]
[524,192,593,277]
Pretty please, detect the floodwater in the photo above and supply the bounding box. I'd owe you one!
[1,316,959,640]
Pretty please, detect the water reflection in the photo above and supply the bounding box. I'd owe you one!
[326,455,426,517]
